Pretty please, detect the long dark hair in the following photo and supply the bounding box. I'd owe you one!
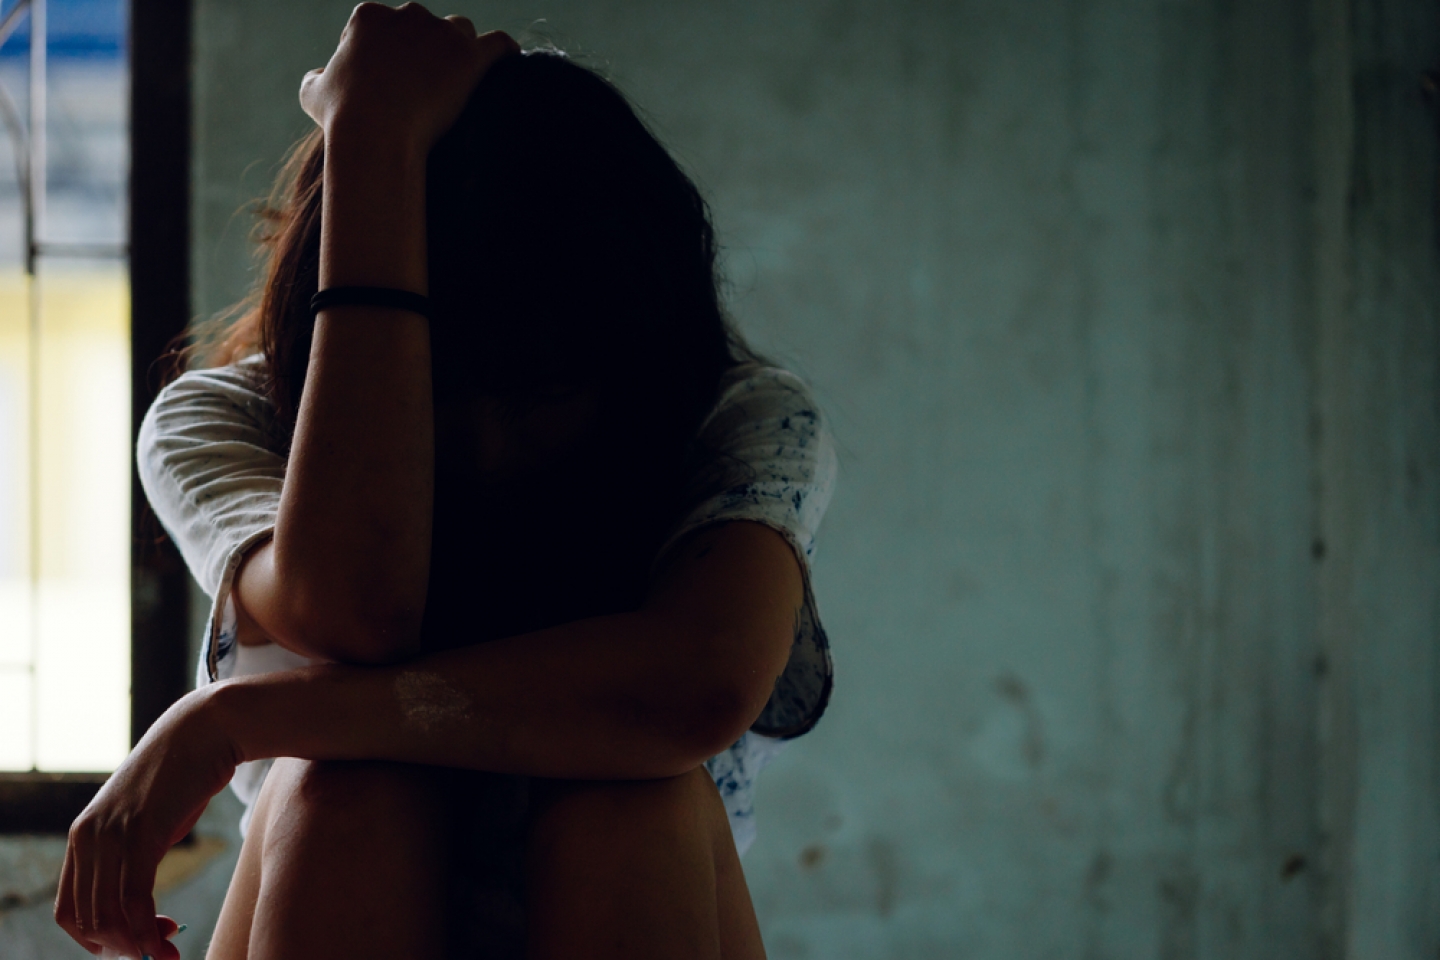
[188,50,758,644]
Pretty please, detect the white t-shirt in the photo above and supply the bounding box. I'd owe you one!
[137,355,836,854]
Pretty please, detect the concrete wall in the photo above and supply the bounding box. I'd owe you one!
[2,0,1435,957]
[1313,0,1440,956]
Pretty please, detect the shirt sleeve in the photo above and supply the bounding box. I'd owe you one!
[657,364,839,740]
[136,356,287,685]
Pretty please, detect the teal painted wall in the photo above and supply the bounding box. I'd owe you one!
[2,0,1435,957]
[172,0,1440,954]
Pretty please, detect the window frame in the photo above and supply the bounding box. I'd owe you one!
[0,0,192,835]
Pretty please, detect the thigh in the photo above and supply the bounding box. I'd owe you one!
[525,768,765,960]
[211,758,458,960]
[710,788,766,960]
[208,769,283,960]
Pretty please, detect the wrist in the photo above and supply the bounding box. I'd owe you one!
[318,137,429,292]
[195,681,250,768]
[323,120,429,172]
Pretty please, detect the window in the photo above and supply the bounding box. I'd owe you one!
[0,0,190,833]
[1,0,131,775]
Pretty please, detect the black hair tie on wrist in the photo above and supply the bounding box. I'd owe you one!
[310,286,433,319]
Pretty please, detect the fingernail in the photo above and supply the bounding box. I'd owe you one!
[177,924,188,933]
[144,955,154,960]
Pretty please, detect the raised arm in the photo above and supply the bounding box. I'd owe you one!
[232,8,516,664]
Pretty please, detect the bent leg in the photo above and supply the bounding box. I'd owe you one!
[207,758,455,960]
[711,793,767,960]
[525,767,765,960]
[208,780,272,960]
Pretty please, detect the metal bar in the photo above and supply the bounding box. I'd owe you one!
[24,0,44,772]
[0,2,32,285]
[25,272,37,771]
[28,0,44,275]
[34,241,129,259]
[0,74,27,252]
[0,0,32,51]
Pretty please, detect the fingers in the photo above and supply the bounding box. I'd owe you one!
[89,826,126,945]
[55,836,76,930]
[352,1,391,21]
[444,14,476,37]
[55,843,98,954]
[306,4,516,143]
[299,67,325,122]
[475,29,520,75]
[378,1,436,25]
[56,816,170,960]
[479,29,520,55]
[121,858,174,960]
[55,830,103,955]
[72,824,97,946]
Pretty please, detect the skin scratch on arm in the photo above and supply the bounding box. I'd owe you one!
[394,669,473,734]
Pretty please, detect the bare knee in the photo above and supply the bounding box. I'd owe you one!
[239,762,457,960]
[525,769,732,960]
[261,758,451,847]
[530,767,723,852]
[295,758,441,804]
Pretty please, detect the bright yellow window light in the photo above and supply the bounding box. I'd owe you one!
[0,267,131,771]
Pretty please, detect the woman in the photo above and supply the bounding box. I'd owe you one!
[55,6,834,959]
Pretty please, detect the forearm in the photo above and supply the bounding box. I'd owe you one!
[260,140,435,660]
[211,608,763,781]
[231,12,517,666]
[221,515,800,781]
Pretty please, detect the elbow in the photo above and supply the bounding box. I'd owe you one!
[271,588,424,666]
[237,536,426,666]
[313,628,423,666]
[665,673,775,772]
[684,622,787,763]
[646,621,786,772]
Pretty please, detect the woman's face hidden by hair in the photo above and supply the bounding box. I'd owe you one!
[435,390,601,487]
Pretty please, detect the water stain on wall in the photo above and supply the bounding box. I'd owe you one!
[866,837,900,918]
[967,672,1049,779]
